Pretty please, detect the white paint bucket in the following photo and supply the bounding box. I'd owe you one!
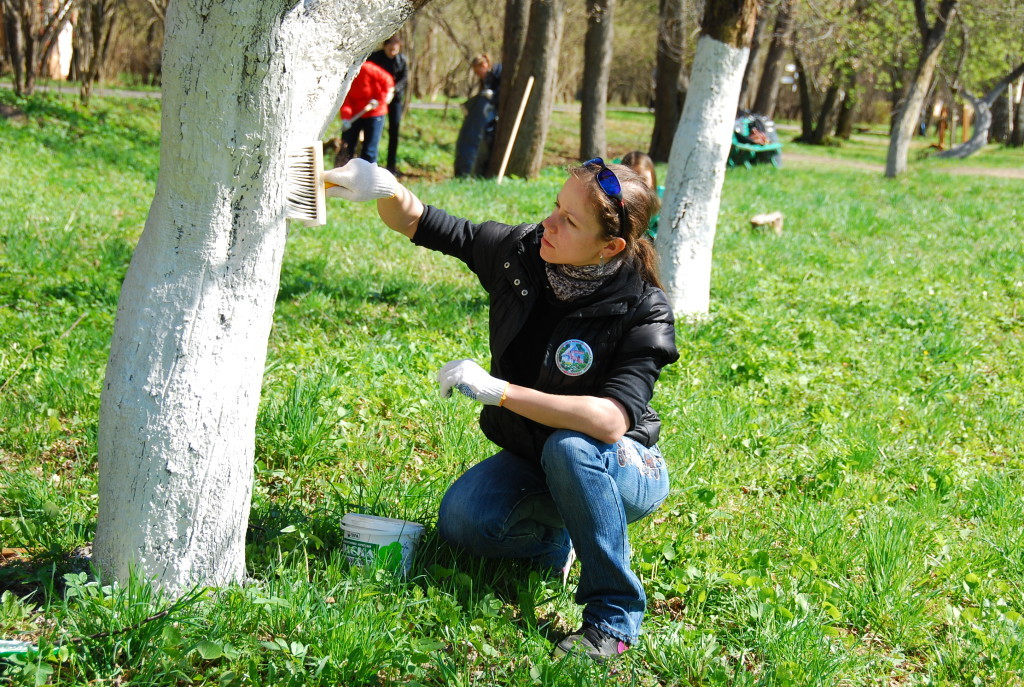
[341,513,424,575]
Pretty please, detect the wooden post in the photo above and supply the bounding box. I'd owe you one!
[496,76,535,184]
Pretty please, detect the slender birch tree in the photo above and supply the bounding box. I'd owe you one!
[657,0,761,317]
[94,0,428,592]
[885,0,958,177]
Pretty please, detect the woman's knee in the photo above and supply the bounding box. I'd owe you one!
[437,486,478,547]
[541,430,604,482]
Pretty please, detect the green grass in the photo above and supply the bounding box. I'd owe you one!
[2,87,1024,685]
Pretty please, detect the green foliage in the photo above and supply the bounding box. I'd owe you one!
[2,88,1023,685]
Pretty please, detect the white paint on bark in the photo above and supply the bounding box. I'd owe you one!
[657,35,747,317]
[885,48,942,177]
[95,0,416,591]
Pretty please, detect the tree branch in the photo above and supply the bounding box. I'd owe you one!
[982,61,1024,107]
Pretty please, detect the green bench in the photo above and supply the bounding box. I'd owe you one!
[728,118,783,169]
[728,140,783,168]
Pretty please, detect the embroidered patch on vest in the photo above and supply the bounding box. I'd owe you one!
[555,339,593,376]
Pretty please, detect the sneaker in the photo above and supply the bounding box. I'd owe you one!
[552,623,629,663]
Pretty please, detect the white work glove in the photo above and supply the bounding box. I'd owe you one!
[437,359,509,406]
[324,159,398,202]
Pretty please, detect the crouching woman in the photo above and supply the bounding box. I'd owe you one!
[324,157,678,661]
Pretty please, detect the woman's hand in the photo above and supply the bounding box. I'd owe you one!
[437,360,509,406]
[324,159,397,202]
[436,360,630,444]
[325,159,424,238]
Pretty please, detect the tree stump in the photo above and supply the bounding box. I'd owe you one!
[750,211,784,236]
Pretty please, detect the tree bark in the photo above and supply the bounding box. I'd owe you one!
[937,62,1024,159]
[485,0,531,174]
[649,0,687,162]
[738,5,768,111]
[808,82,841,144]
[793,49,814,141]
[835,72,858,140]
[579,0,615,160]
[486,0,564,179]
[500,0,530,107]
[885,0,958,178]
[2,8,24,94]
[76,0,121,106]
[658,0,760,317]
[989,87,1011,143]
[751,0,796,118]
[95,0,426,592]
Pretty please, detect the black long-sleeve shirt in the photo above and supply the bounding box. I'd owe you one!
[367,50,408,99]
[412,204,679,460]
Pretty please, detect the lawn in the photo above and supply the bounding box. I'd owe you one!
[1,87,1023,685]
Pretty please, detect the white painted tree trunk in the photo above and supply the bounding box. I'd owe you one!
[657,35,748,317]
[94,0,419,591]
[884,48,942,177]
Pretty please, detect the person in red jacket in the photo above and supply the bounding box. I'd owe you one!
[339,60,394,165]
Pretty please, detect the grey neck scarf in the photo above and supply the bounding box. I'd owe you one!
[544,260,622,302]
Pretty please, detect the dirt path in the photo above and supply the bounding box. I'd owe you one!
[783,151,1024,179]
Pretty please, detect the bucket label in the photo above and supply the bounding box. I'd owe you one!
[342,538,381,567]
[343,538,406,572]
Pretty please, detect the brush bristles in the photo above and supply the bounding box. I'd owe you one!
[285,142,327,227]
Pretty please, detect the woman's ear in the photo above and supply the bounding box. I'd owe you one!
[604,237,627,259]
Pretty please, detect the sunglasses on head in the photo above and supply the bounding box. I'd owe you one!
[582,158,627,236]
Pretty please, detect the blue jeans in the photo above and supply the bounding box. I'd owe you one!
[438,430,669,644]
[342,114,386,164]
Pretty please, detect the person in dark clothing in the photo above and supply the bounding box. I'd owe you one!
[323,156,677,663]
[458,53,502,176]
[470,53,502,110]
[367,36,409,174]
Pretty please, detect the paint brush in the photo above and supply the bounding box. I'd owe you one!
[285,141,338,227]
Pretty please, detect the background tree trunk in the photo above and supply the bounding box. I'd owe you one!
[835,72,858,139]
[793,49,815,140]
[76,0,122,106]
[658,0,760,317]
[738,4,768,110]
[487,0,564,179]
[751,0,796,118]
[808,81,841,144]
[486,0,530,174]
[499,0,530,107]
[649,0,687,162]
[989,87,1011,143]
[885,0,958,178]
[95,0,426,592]
[2,8,25,93]
[579,0,615,160]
